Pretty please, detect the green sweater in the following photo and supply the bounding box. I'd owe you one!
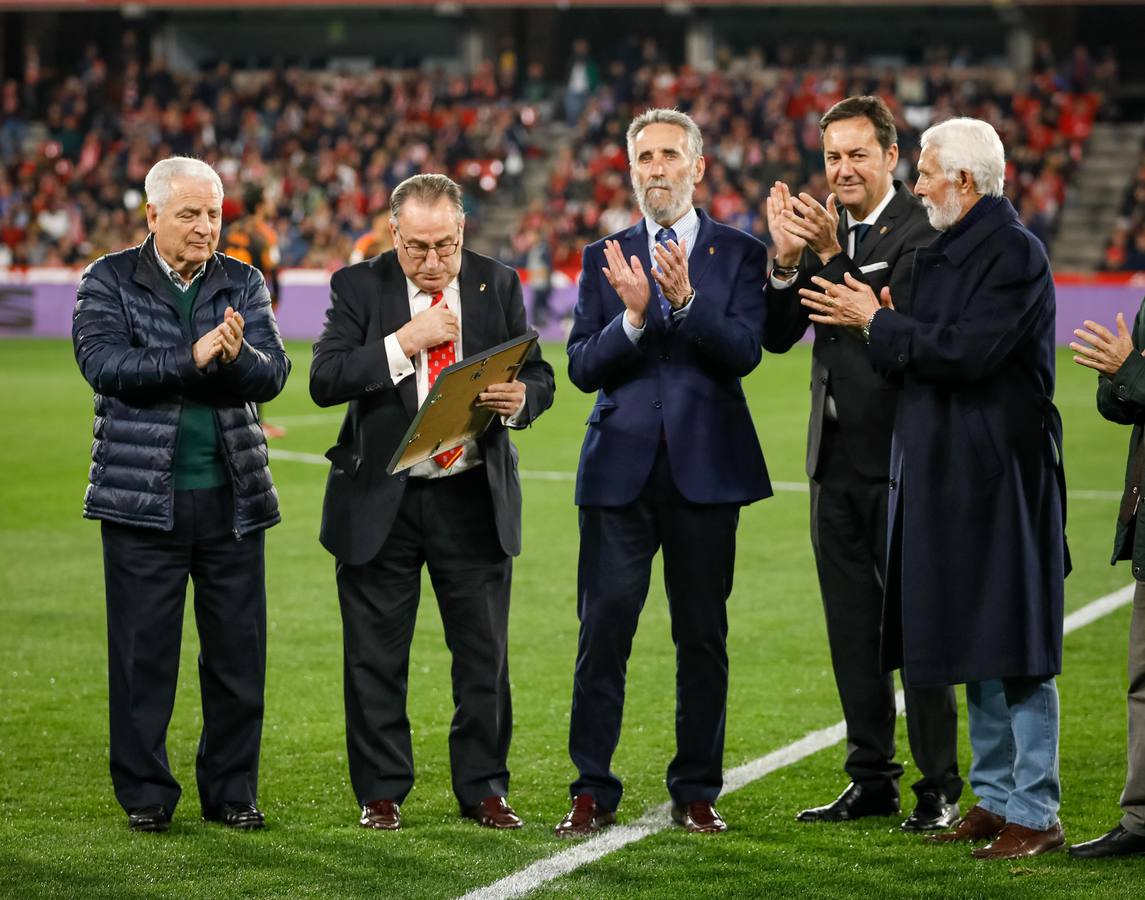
[164,278,227,491]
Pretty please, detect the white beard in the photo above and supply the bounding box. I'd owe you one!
[923,191,964,231]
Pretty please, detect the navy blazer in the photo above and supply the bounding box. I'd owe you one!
[567,209,771,507]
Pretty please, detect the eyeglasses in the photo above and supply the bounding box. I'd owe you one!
[396,227,461,260]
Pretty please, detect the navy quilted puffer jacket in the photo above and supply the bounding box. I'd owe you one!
[72,236,291,535]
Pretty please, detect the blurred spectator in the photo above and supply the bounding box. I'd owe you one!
[1103,145,1145,271]
[349,210,395,264]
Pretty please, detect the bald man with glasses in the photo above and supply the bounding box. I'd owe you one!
[311,173,555,832]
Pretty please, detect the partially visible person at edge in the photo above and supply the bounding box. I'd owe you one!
[1067,299,1145,859]
[72,155,290,834]
[222,182,286,438]
[763,94,961,833]
[800,117,1070,860]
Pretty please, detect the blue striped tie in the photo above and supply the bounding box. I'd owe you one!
[655,227,677,317]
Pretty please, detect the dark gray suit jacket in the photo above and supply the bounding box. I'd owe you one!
[310,248,555,565]
[763,181,936,480]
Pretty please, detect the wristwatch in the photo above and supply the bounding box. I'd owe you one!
[772,262,799,278]
[862,310,878,343]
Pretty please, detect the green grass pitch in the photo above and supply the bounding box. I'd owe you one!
[0,337,1140,898]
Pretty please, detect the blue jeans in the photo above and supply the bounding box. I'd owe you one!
[966,677,1060,831]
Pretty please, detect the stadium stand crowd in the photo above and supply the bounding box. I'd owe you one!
[0,37,536,270]
[0,35,1126,274]
[1103,143,1145,271]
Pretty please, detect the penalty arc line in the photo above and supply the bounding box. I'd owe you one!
[458,582,1136,900]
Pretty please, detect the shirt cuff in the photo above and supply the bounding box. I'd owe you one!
[384,333,415,385]
[501,385,528,428]
[622,313,645,345]
[770,273,797,288]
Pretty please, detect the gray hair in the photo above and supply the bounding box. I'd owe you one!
[920,118,1005,197]
[144,157,224,212]
[626,108,704,164]
[389,173,465,223]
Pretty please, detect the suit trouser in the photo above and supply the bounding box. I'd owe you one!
[336,467,512,808]
[101,486,266,815]
[1121,579,1145,836]
[810,425,961,802]
[569,445,739,812]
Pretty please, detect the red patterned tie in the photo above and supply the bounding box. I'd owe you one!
[426,290,463,470]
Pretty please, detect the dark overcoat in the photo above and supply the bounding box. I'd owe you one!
[866,196,1068,687]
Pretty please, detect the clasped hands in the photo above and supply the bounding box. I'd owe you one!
[799,273,894,329]
[192,306,245,368]
[1070,313,1137,376]
[601,236,692,328]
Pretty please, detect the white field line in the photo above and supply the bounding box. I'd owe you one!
[266,452,1120,501]
[459,582,1135,900]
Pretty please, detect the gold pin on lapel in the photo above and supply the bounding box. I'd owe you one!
[479,283,487,292]
[708,246,715,255]
[879,226,889,235]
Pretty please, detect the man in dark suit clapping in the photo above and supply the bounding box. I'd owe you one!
[555,108,771,837]
[311,174,555,832]
[763,96,961,833]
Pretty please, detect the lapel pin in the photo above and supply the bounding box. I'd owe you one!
[708,246,715,255]
[880,226,888,235]
[479,283,486,292]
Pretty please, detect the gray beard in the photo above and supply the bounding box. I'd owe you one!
[637,186,692,226]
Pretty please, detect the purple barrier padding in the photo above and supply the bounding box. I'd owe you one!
[1055,284,1144,344]
[4,270,1143,345]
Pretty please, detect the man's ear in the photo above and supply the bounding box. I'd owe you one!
[693,154,706,184]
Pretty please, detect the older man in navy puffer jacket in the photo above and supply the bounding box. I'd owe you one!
[72,156,290,834]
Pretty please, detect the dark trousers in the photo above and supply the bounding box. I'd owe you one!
[336,468,512,808]
[570,446,739,812]
[101,486,266,815]
[810,425,961,802]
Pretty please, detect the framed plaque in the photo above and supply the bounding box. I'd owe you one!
[385,331,539,475]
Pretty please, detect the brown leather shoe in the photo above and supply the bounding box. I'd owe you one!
[925,804,1006,843]
[462,796,523,829]
[554,794,617,838]
[971,822,1065,859]
[671,802,727,834]
[360,799,401,830]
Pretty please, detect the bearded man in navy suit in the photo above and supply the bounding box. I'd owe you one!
[554,108,771,838]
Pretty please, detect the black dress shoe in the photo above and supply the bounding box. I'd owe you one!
[901,791,960,833]
[127,805,171,833]
[1068,824,1145,859]
[796,782,899,823]
[203,802,265,830]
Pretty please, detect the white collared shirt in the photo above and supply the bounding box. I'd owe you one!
[383,275,526,479]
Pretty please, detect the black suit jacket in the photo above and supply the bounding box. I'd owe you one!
[762,181,936,480]
[310,248,555,566]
